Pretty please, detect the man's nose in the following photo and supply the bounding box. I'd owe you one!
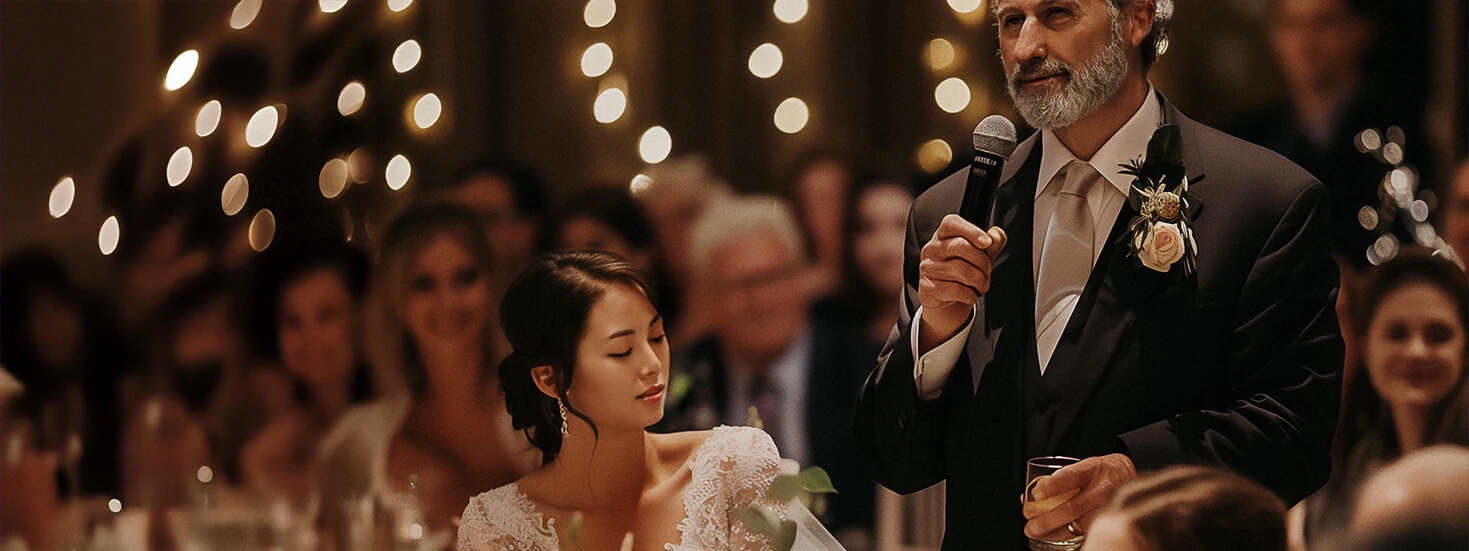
[1014,18,1049,64]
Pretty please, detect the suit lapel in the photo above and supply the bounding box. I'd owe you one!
[969,134,1040,394]
[1038,92,1207,451]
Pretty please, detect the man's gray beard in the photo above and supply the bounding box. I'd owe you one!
[1006,33,1128,131]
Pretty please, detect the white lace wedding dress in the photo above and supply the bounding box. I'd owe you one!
[456,425,844,551]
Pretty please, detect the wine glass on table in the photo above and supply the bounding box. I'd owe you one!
[1023,456,1084,551]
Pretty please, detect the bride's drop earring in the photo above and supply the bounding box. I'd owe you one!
[559,399,569,435]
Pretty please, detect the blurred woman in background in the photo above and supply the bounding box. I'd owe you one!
[320,202,537,540]
[240,238,375,500]
[836,178,915,346]
[1295,247,1468,550]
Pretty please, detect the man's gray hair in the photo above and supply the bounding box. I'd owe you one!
[688,194,807,277]
[1111,0,1173,69]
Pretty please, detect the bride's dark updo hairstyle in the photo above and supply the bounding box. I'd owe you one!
[498,251,655,464]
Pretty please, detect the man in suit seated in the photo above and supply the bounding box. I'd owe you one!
[656,194,878,545]
[855,0,1343,549]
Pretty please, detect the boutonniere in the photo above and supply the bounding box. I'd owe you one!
[1119,124,1200,275]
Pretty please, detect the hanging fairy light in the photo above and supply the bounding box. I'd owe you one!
[917,139,954,174]
[934,77,971,113]
[393,40,422,73]
[629,174,652,194]
[164,50,200,91]
[166,147,193,187]
[386,155,412,190]
[319,0,348,14]
[639,127,672,164]
[195,100,222,137]
[581,43,614,78]
[388,0,413,12]
[948,0,983,14]
[773,0,808,23]
[248,210,276,252]
[221,174,249,216]
[926,39,957,71]
[773,98,809,134]
[411,93,442,129]
[594,87,627,124]
[98,216,120,256]
[245,106,280,148]
[748,43,784,79]
[230,0,262,29]
[49,177,75,218]
[338,82,366,116]
[320,159,350,199]
[584,0,615,28]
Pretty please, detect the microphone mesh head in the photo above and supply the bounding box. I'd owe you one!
[973,115,1018,159]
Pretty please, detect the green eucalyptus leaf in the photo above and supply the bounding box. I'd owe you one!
[668,373,693,403]
[771,520,799,551]
[799,467,838,494]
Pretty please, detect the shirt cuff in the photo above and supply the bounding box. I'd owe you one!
[910,305,976,400]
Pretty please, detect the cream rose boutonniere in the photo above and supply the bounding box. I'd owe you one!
[1119,125,1200,276]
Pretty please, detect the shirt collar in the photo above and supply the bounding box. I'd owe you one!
[1036,86,1162,198]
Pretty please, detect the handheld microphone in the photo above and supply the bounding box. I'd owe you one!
[958,115,1018,227]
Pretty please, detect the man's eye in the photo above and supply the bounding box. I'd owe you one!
[1003,14,1024,28]
[1045,8,1072,23]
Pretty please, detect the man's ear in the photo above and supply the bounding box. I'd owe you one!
[1125,0,1158,50]
[530,365,560,399]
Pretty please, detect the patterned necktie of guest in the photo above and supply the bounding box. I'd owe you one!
[750,374,782,446]
[1035,160,1101,373]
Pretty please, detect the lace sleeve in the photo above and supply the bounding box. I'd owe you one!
[456,485,558,551]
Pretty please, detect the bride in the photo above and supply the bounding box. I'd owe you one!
[458,252,840,551]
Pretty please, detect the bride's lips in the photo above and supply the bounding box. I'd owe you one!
[637,384,665,401]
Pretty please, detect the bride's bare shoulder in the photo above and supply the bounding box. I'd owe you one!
[651,430,716,465]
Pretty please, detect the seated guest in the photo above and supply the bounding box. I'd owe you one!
[832,178,916,347]
[551,188,679,332]
[1085,466,1287,551]
[319,203,537,536]
[1295,248,1468,549]
[1347,445,1469,550]
[240,238,375,499]
[1444,160,1469,265]
[657,194,878,542]
[636,156,734,344]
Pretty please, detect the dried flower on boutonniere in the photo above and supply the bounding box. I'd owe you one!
[1119,124,1200,275]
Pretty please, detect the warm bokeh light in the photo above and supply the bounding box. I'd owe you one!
[581,43,614,78]
[99,216,120,256]
[773,97,809,134]
[246,106,279,148]
[584,0,616,28]
[594,87,627,124]
[773,0,808,23]
[195,100,222,137]
[319,0,348,14]
[348,148,372,183]
[630,173,652,194]
[107,499,122,514]
[386,154,411,190]
[164,50,199,91]
[948,0,983,14]
[935,77,971,113]
[320,159,350,199]
[748,43,784,79]
[230,0,262,29]
[338,82,366,116]
[49,177,75,218]
[249,210,276,252]
[388,0,413,12]
[222,174,249,216]
[927,39,957,71]
[639,127,672,164]
[166,147,193,187]
[917,139,954,174]
[393,40,422,73]
[412,93,442,129]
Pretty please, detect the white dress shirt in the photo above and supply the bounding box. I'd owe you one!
[725,328,812,466]
[911,89,1163,399]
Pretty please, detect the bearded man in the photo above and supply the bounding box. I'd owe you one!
[854,1,1343,549]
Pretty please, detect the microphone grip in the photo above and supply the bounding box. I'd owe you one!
[958,152,1003,227]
